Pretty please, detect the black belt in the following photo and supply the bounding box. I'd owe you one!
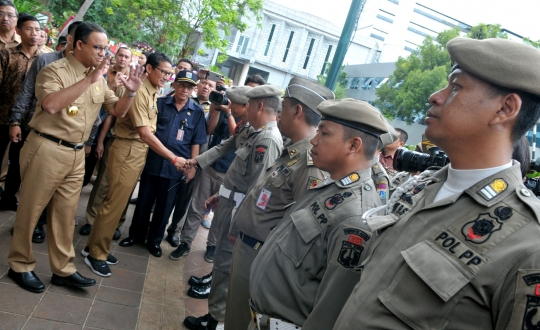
[32,129,85,150]
[239,231,264,250]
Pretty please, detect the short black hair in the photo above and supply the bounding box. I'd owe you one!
[512,136,531,178]
[342,127,380,160]
[288,97,321,127]
[16,13,38,30]
[116,46,131,56]
[145,52,172,71]
[395,128,408,144]
[142,51,150,58]
[0,0,17,16]
[73,22,107,49]
[67,21,82,36]
[487,84,540,143]
[177,58,193,70]
[245,74,266,86]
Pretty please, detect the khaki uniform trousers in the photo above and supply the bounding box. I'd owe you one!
[181,166,225,247]
[87,138,148,260]
[208,195,236,321]
[225,238,259,330]
[85,137,128,227]
[8,132,85,276]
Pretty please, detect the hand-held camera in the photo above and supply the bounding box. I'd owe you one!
[209,90,228,105]
[393,147,450,173]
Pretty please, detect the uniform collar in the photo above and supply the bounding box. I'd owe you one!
[284,136,313,159]
[110,65,129,76]
[0,32,20,46]
[192,96,210,105]
[255,120,278,132]
[165,95,198,111]
[67,52,88,76]
[143,78,158,95]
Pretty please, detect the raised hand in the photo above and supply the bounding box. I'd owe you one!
[87,54,111,84]
[120,64,147,94]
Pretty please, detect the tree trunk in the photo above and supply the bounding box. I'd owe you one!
[73,0,95,21]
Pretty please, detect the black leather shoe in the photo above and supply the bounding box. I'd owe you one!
[112,228,121,241]
[146,242,162,257]
[8,269,45,293]
[166,234,180,247]
[79,223,92,235]
[32,224,46,243]
[188,272,212,286]
[187,283,211,299]
[51,271,96,288]
[184,313,218,330]
[119,237,141,247]
[129,197,138,204]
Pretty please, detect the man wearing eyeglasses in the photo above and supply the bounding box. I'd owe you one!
[0,0,20,50]
[119,70,207,257]
[7,21,147,293]
[84,52,188,277]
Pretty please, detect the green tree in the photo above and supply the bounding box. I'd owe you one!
[14,0,45,15]
[374,24,515,124]
[318,63,347,99]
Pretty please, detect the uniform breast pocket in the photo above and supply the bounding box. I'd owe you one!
[278,208,322,267]
[91,88,104,104]
[270,174,286,188]
[233,147,250,175]
[378,240,473,329]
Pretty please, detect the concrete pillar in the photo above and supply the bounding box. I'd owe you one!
[239,62,251,86]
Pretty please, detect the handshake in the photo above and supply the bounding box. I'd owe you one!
[173,157,199,171]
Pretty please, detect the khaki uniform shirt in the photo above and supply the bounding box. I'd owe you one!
[114,79,158,142]
[196,121,283,198]
[0,33,20,50]
[233,136,327,242]
[334,162,540,330]
[250,168,382,328]
[31,53,118,143]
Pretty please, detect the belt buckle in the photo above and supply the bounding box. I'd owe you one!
[74,144,84,150]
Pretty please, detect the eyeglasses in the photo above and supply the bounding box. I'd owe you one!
[0,12,17,19]
[82,41,109,53]
[155,67,174,78]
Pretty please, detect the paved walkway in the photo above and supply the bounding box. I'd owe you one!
[0,183,213,329]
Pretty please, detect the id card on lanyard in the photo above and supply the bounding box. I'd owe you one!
[177,119,186,141]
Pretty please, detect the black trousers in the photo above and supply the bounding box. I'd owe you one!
[3,126,29,205]
[167,171,197,237]
[128,174,182,245]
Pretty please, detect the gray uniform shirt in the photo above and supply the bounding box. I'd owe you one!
[250,167,382,328]
[334,162,540,330]
[196,121,283,213]
[233,136,327,242]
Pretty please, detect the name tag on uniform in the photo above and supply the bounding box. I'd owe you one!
[256,188,272,210]
[177,129,184,141]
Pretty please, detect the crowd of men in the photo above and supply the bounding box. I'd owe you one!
[2,2,540,329]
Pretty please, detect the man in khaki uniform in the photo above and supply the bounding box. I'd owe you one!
[0,1,20,50]
[7,22,146,293]
[85,52,186,277]
[181,85,283,330]
[222,77,332,330]
[248,99,389,330]
[334,38,540,329]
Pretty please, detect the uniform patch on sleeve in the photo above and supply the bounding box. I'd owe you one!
[307,176,322,190]
[332,227,372,270]
[508,270,540,328]
[254,145,267,163]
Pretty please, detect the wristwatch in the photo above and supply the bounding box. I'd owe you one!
[224,112,232,119]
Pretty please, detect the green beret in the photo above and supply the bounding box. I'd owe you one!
[284,77,335,115]
[245,84,282,99]
[226,86,252,104]
[379,122,399,147]
[447,37,540,96]
[317,98,389,137]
